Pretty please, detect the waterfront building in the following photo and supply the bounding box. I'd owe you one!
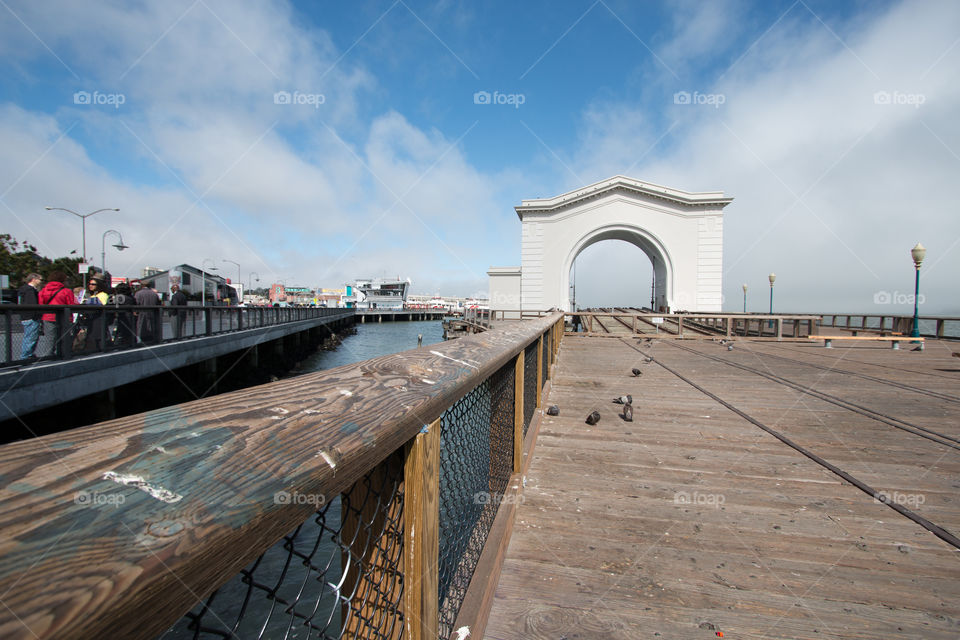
[350,277,410,309]
[139,263,228,302]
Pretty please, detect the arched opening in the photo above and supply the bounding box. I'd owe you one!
[559,225,672,312]
[569,240,654,310]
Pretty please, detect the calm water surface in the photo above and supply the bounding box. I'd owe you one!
[298,319,445,371]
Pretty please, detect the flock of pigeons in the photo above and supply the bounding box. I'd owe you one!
[544,355,654,425]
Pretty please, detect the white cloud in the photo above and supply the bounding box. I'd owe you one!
[567,0,960,313]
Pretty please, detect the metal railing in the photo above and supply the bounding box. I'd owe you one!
[0,304,348,367]
[0,312,564,640]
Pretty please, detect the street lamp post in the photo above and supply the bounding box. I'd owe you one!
[101,230,129,276]
[768,273,776,329]
[201,258,218,307]
[742,283,748,313]
[222,259,240,303]
[45,206,119,288]
[249,272,260,291]
[910,243,926,339]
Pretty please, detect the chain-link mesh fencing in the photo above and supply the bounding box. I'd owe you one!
[160,450,404,640]
[436,359,515,639]
[522,342,538,439]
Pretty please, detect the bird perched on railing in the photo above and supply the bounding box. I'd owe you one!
[585,411,601,425]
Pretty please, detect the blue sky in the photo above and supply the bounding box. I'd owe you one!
[1,0,957,312]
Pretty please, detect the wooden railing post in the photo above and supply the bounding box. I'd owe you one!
[403,418,440,640]
[514,350,524,473]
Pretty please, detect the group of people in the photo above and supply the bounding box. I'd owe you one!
[16,272,190,360]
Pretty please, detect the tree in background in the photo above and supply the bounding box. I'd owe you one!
[0,234,83,286]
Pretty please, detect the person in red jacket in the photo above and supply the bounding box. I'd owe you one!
[37,271,77,357]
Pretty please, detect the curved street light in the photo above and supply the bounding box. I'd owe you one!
[201,258,218,307]
[248,271,260,291]
[45,206,119,287]
[101,230,129,276]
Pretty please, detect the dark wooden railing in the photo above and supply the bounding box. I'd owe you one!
[0,312,564,639]
[819,314,960,339]
[565,311,821,340]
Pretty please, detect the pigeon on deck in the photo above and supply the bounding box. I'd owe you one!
[622,403,633,422]
[727,344,734,351]
[546,405,560,416]
[585,411,601,425]
[631,367,643,376]
[613,395,633,405]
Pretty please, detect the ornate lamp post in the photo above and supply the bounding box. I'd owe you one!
[768,273,776,328]
[742,283,748,313]
[910,243,926,338]
[249,271,260,291]
[101,230,129,275]
[45,206,119,288]
[201,258,218,307]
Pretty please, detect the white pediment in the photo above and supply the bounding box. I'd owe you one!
[515,175,733,219]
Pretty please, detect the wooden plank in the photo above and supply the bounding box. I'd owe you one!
[485,336,960,640]
[0,313,562,640]
[403,418,440,640]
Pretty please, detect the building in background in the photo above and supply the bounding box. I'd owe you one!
[351,277,410,309]
[138,264,228,303]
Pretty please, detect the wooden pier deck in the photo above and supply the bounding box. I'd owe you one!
[485,335,960,639]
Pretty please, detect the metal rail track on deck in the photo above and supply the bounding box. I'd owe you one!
[621,338,960,551]
[662,340,960,449]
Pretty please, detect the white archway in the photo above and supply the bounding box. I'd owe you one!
[493,176,732,313]
[561,223,673,311]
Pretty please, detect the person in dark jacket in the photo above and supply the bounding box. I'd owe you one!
[168,284,188,338]
[17,273,43,359]
[37,271,77,357]
[108,282,137,348]
[134,282,161,343]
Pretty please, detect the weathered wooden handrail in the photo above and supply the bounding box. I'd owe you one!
[0,312,563,639]
[565,311,822,340]
[819,313,960,339]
